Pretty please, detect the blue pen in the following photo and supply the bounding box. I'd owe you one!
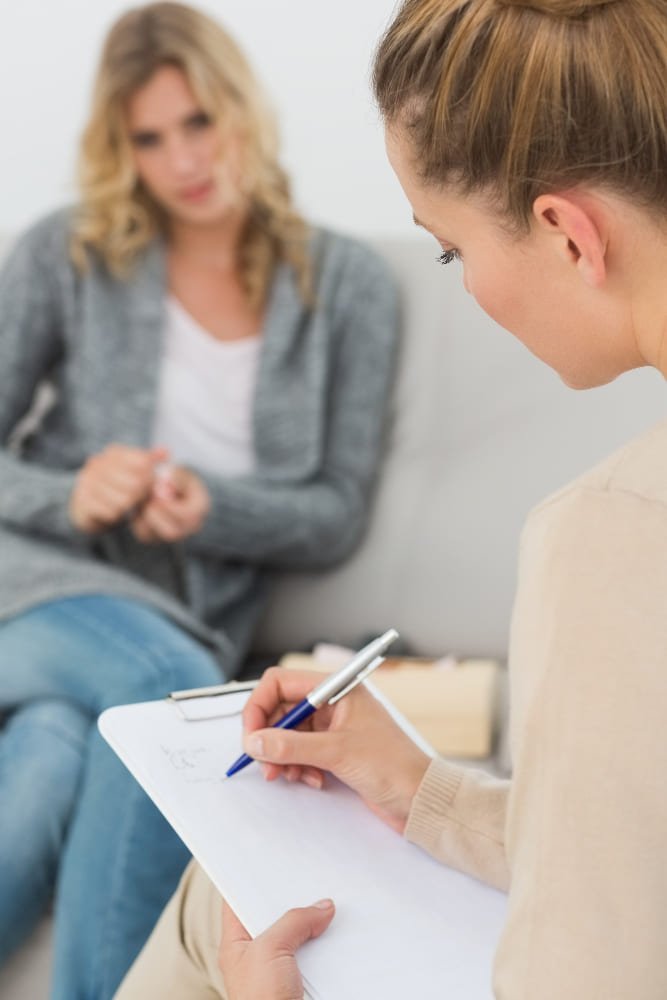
[225,628,399,779]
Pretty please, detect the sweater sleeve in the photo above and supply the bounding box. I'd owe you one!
[493,487,667,999]
[185,246,400,569]
[406,757,511,891]
[0,219,83,543]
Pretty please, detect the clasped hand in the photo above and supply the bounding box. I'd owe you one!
[218,667,431,999]
[68,443,210,542]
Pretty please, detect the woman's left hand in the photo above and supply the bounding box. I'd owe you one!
[219,898,335,1000]
[131,466,211,543]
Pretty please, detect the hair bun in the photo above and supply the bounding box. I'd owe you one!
[497,0,619,16]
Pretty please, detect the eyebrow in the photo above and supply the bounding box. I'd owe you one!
[129,109,208,139]
[412,213,425,229]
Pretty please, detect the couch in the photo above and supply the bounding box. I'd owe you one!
[1,234,664,999]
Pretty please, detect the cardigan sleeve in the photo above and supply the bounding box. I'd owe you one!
[405,757,511,892]
[0,219,83,544]
[185,244,400,569]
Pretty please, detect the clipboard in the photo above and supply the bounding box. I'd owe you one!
[99,683,506,1000]
[168,680,258,721]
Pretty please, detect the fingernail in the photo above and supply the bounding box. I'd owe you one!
[247,734,264,758]
[313,899,334,910]
[303,773,323,790]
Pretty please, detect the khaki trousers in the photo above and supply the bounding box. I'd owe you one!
[114,860,228,999]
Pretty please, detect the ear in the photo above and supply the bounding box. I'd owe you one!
[532,193,608,288]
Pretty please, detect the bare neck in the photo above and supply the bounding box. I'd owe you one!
[167,210,247,272]
[629,227,667,380]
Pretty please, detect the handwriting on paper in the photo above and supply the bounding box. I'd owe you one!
[160,743,229,784]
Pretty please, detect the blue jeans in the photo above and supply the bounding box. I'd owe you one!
[0,595,223,1000]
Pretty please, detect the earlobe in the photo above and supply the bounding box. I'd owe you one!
[532,193,607,289]
[577,253,603,289]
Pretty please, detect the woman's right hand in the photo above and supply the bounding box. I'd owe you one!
[242,668,431,834]
[69,444,168,534]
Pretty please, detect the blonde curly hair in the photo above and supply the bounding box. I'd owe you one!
[71,1,311,307]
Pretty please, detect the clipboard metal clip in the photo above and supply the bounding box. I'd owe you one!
[168,680,258,722]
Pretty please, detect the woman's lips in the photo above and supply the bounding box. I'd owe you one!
[177,180,214,202]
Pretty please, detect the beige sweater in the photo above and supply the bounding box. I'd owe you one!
[406,419,667,999]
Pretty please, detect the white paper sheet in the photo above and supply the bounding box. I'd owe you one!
[99,691,506,999]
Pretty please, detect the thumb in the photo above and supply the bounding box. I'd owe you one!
[221,900,251,947]
[163,465,195,500]
[149,446,170,464]
[259,900,335,956]
[244,728,340,771]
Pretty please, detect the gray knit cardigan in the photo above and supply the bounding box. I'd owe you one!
[0,210,399,675]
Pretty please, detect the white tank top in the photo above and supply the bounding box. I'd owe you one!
[151,296,261,476]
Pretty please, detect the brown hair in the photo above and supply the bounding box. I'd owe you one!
[72,2,311,307]
[373,0,667,228]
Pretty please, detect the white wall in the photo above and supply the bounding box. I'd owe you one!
[0,0,408,237]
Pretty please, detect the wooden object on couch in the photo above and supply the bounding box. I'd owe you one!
[279,652,500,759]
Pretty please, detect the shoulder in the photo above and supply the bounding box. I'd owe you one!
[522,418,667,553]
[10,206,74,257]
[5,206,164,289]
[2,206,76,278]
[533,417,667,516]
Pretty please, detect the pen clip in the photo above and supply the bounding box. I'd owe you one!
[327,655,385,705]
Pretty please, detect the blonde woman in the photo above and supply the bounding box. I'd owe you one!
[114,0,667,997]
[0,3,398,997]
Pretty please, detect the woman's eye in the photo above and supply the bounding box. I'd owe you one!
[131,132,160,149]
[436,248,461,266]
[186,111,212,131]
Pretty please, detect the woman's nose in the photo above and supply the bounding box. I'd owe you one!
[165,135,198,177]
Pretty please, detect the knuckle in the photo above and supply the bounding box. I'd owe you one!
[270,733,289,760]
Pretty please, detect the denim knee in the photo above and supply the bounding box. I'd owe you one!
[0,699,90,871]
[47,596,224,708]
